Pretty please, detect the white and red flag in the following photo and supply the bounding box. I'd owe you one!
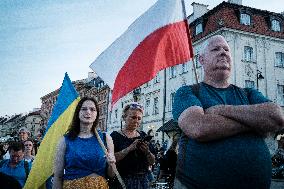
[90,0,194,106]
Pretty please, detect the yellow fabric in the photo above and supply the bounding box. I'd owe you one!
[23,98,80,189]
[63,176,109,189]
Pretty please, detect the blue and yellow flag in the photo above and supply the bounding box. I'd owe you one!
[24,73,80,189]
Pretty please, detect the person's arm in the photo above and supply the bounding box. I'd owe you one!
[205,102,284,133]
[105,134,116,178]
[178,106,250,142]
[52,137,66,189]
[114,139,140,162]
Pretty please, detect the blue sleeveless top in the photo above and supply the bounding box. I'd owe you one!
[63,133,106,180]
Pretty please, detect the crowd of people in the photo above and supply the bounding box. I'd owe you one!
[1,34,284,189]
[0,127,38,188]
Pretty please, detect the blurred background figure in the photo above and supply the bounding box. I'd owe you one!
[0,141,31,188]
[272,133,284,179]
[18,127,30,143]
[0,172,22,189]
[24,139,35,163]
[0,143,9,160]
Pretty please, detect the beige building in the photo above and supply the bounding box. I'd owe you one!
[0,109,43,140]
[40,72,110,132]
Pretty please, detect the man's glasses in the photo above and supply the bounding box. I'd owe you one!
[129,103,143,110]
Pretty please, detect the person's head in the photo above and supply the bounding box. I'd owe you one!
[67,97,99,139]
[199,35,232,83]
[24,139,34,154]
[122,102,144,131]
[169,139,178,152]
[18,127,30,142]
[147,129,154,137]
[8,142,24,164]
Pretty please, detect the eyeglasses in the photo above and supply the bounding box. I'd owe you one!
[25,144,33,147]
[129,103,143,110]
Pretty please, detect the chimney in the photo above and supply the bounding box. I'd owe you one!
[190,2,209,22]
[87,72,97,82]
[228,0,242,5]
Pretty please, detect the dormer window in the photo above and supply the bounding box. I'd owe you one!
[271,19,281,32]
[196,23,203,35]
[240,13,251,25]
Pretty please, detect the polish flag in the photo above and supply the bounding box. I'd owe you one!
[90,0,193,106]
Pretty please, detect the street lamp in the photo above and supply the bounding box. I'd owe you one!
[133,87,141,102]
[256,70,264,90]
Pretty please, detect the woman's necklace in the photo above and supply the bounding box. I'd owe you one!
[121,129,139,138]
[79,130,93,138]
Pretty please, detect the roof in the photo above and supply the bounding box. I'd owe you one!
[156,119,180,133]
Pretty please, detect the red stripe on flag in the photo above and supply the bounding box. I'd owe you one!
[112,20,193,105]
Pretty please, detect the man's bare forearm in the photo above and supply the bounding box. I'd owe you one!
[206,103,284,133]
[178,106,250,142]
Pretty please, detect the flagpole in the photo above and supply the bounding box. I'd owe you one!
[94,130,126,189]
[162,69,167,143]
[181,0,199,84]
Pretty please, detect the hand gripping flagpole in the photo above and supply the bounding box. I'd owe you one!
[94,129,127,189]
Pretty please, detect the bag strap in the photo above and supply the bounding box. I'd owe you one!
[191,83,200,98]
[0,159,8,167]
[24,160,30,180]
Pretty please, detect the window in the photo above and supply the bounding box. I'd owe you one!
[169,66,177,78]
[194,54,201,68]
[275,52,284,67]
[103,105,107,115]
[169,92,176,111]
[277,85,284,106]
[195,23,203,35]
[145,99,150,116]
[271,19,281,32]
[180,63,189,74]
[144,81,150,88]
[240,13,251,25]
[245,80,255,88]
[153,73,160,84]
[244,46,253,62]
[153,97,159,115]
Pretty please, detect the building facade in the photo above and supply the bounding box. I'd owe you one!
[0,110,43,140]
[40,72,110,132]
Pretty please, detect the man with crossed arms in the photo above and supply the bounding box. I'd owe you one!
[173,35,284,189]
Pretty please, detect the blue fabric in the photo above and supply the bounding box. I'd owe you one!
[63,133,107,180]
[0,159,31,187]
[45,73,79,132]
[172,82,271,189]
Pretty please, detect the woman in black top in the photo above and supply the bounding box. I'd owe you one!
[111,103,155,189]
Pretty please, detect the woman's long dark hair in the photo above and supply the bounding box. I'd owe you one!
[66,97,100,140]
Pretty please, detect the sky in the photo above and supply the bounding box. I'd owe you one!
[0,0,283,116]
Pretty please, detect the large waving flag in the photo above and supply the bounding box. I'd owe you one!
[24,73,80,189]
[90,0,194,106]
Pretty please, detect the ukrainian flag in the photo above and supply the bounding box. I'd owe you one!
[24,73,80,189]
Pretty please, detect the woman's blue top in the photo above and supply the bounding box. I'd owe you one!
[63,133,106,180]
